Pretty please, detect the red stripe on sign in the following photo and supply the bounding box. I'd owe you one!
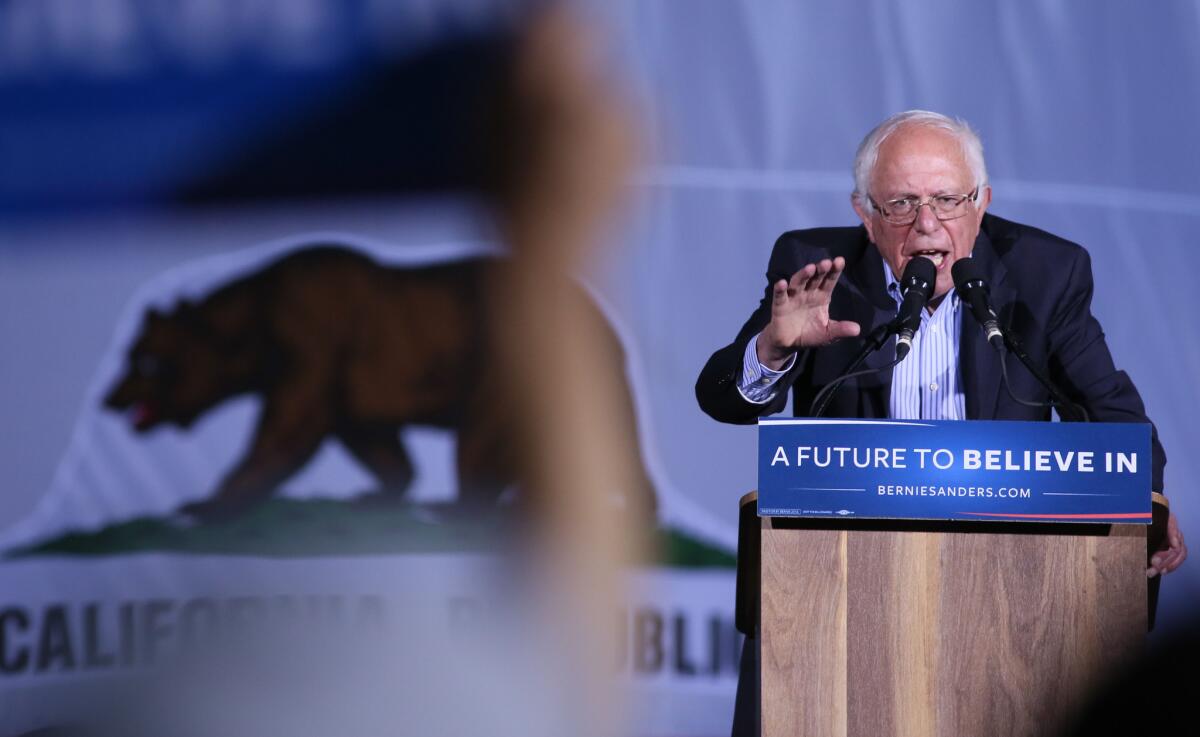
[961,512,1152,520]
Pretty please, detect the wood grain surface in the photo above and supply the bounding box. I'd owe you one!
[760,519,1145,737]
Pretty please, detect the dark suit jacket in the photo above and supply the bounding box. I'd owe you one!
[696,213,1166,491]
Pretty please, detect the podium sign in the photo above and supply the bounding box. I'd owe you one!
[758,418,1151,523]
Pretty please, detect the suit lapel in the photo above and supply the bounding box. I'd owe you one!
[845,235,899,411]
[959,228,1015,420]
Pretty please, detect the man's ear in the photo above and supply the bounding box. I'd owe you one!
[975,185,992,220]
[851,192,876,243]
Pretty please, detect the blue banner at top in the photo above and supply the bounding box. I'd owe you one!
[758,419,1151,524]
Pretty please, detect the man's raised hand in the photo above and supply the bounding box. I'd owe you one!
[757,257,860,370]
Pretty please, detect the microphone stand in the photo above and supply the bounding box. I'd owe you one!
[1000,332,1090,422]
[811,320,899,418]
[810,319,1090,422]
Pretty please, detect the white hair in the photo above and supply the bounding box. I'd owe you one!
[851,110,988,205]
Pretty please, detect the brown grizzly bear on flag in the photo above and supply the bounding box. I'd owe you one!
[104,246,657,523]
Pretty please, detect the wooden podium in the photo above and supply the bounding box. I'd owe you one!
[748,491,1153,737]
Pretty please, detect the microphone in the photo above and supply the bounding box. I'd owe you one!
[893,257,936,361]
[951,257,1089,421]
[951,258,1004,349]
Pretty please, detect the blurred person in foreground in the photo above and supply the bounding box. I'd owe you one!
[695,110,1185,737]
[24,7,646,737]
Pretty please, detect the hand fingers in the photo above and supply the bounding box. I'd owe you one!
[1148,512,1187,576]
[771,279,789,307]
[1168,514,1183,547]
[787,264,817,296]
[827,320,861,341]
[1165,540,1188,571]
[792,261,830,292]
[1149,552,1171,573]
[817,256,846,292]
[1148,540,1188,576]
[785,259,843,296]
[806,260,835,291]
[1150,548,1177,572]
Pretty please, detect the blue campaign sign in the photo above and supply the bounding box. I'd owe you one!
[757,419,1151,523]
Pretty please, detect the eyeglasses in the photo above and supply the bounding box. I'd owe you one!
[869,187,980,226]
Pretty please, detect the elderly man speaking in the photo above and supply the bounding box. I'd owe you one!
[696,110,1185,734]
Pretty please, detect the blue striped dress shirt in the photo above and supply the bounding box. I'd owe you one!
[883,263,967,421]
[737,259,967,420]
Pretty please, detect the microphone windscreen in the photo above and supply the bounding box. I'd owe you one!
[951,257,984,288]
[900,256,937,297]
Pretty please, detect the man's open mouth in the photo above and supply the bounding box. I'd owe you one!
[910,250,949,269]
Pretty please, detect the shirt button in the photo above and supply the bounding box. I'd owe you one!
[759,378,771,386]
[929,382,939,392]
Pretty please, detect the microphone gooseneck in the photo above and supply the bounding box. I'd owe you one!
[893,256,937,361]
[951,257,1089,422]
[809,321,897,417]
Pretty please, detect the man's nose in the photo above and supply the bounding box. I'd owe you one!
[912,202,940,234]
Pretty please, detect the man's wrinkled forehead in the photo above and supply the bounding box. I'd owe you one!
[872,124,974,192]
